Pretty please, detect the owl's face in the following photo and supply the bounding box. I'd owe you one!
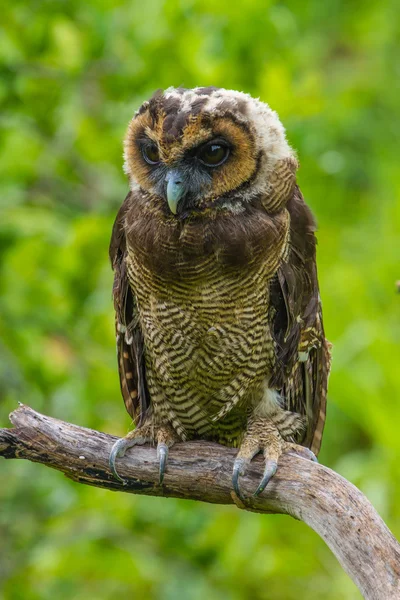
[124,87,297,217]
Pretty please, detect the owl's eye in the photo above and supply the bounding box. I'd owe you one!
[198,142,230,167]
[142,143,160,165]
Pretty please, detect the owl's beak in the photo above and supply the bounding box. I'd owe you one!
[165,170,186,215]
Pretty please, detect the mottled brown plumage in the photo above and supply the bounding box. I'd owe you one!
[109,87,331,497]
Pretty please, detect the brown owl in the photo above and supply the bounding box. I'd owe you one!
[109,87,331,499]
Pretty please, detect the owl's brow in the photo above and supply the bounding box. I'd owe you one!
[184,136,232,157]
[137,133,157,144]
[135,131,160,148]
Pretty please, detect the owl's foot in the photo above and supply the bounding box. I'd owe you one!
[109,425,153,484]
[109,424,178,485]
[155,425,180,484]
[232,414,317,500]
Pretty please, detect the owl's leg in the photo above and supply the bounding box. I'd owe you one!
[232,412,317,499]
[109,423,179,485]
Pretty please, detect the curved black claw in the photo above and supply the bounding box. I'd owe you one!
[232,457,248,501]
[287,446,318,463]
[303,448,318,463]
[253,459,278,497]
[157,442,169,485]
[109,438,130,484]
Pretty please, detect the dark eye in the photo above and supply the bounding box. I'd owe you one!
[198,143,230,167]
[142,143,160,165]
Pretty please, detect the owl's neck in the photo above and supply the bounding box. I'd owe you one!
[124,192,290,280]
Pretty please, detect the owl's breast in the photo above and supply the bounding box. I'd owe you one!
[124,195,290,279]
[126,249,277,441]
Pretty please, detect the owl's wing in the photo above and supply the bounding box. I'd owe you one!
[269,186,331,455]
[109,193,149,426]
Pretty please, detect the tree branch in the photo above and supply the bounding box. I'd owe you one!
[1,405,399,599]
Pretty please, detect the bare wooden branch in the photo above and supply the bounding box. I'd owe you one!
[1,404,399,599]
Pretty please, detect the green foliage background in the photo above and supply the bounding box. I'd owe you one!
[1,1,399,598]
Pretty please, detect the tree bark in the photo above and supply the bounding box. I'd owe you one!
[1,404,399,599]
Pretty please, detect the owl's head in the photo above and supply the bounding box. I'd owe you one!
[124,87,298,217]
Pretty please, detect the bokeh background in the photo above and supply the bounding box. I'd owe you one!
[1,1,399,598]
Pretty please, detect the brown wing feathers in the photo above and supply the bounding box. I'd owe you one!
[270,186,330,454]
[109,195,149,426]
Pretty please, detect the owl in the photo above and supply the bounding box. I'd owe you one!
[109,87,331,499]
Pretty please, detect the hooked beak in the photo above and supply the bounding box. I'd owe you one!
[165,170,186,215]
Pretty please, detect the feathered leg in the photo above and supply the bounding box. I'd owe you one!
[232,411,317,499]
[109,421,179,485]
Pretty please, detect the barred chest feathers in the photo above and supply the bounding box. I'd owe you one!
[124,202,291,443]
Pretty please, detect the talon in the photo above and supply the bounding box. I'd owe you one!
[306,448,318,462]
[253,459,278,497]
[306,449,318,463]
[109,438,130,484]
[286,445,318,463]
[157,442,169,484]
[232,457,247,500]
